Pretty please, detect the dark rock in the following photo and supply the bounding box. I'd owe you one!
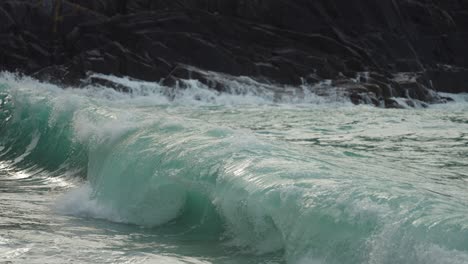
[384,98,405,109]
[84,76,131,93]
[1,0,468,107]
[32,64,83,86]
[427,68,468,94]
[0,7,15,32]
[441,96,455,103]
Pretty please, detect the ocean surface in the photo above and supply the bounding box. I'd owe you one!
[1,73,468,264]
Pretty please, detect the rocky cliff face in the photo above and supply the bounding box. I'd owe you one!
[1,0,467,107]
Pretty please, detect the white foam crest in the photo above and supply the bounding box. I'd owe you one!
[0,71,353,108]
[429,92,468,111]
[71,109,140,145]
[0,72,66,98]
[56,177,188,227]
[438,92,468,103]
[87,72,351,106]
[54,183,125,222]
[389,97,428,109]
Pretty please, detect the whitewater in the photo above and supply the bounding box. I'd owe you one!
[1,72,468,264]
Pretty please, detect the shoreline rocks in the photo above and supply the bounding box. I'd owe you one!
[1,0,468,107]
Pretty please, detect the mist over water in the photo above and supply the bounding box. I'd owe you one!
[1,73,468,264]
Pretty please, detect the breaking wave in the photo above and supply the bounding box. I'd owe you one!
[1,72,468,264]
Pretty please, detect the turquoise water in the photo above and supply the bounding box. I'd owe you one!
[1,73,468,264]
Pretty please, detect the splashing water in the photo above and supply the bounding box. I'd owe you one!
[1,72,468,264]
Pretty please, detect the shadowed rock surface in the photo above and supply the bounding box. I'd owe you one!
[1,0,467,107]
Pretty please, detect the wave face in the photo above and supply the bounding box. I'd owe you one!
[1,73,468,264]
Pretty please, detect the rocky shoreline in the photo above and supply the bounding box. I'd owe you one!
[1,0,468,107]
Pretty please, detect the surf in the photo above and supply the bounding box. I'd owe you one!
[1,72,468,264]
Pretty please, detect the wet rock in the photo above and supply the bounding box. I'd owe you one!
[0,0,467,107]
[427,68,468,94]
[384,98,405,109]
[84,75,132,93]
